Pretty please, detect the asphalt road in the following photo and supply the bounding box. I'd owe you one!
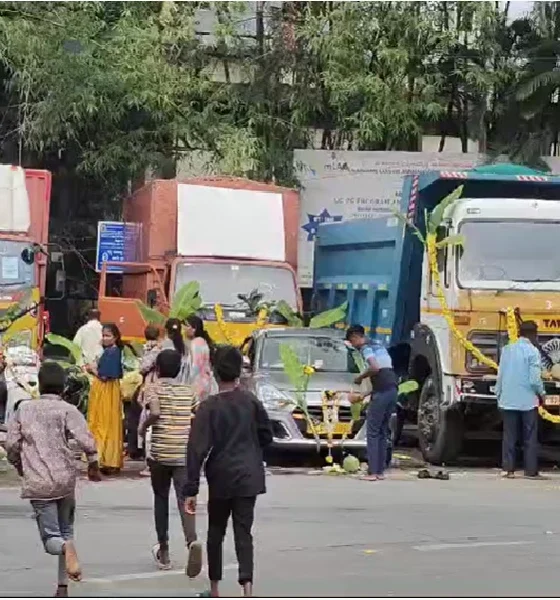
[2,468,560,597]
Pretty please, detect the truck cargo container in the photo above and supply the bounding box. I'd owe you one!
[0,166,51,349]
[98,177,301,344]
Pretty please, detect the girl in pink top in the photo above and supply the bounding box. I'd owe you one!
[185,316,217,403]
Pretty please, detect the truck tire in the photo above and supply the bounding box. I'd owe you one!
[417,376,463,465]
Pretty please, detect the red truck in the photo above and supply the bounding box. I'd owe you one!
[98,177,301,344]
[0,167,52,349]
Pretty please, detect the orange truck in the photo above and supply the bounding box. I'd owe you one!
[98,177,301,344]
[0,167,52,350]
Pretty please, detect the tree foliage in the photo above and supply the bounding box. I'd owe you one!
[0,1,559,298]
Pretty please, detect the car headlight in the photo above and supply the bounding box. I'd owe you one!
[257,384,293,410]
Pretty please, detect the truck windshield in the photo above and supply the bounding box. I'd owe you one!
[0,240,35,291]
[458,220,560,286]
[260,335,359,373]
[174,262,297,308]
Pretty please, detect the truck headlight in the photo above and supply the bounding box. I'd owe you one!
[257,384,293,410]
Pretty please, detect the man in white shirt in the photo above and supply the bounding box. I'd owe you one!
[73,309,103,365]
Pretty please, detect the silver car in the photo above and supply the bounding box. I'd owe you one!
[242,328,367,455]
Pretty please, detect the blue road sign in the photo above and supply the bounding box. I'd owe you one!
[96,222,141,273]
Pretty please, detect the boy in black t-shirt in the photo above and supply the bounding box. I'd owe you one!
[184,345,272,598]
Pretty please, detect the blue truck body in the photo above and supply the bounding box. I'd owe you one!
[313,165,560,347]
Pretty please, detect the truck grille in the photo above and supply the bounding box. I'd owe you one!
[466,331,560,373]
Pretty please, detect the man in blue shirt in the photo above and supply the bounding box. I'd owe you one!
[346,325,397,481]
[496,320,545,479]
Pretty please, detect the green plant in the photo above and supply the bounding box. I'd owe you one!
[136,281,202,327]
[309,302,348,329]
[279,344,319,449]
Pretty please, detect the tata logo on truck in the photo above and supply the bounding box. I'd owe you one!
[542,319,560,329]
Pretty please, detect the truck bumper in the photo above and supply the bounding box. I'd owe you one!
[454,376,560,408]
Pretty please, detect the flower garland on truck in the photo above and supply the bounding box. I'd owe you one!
[418,189,560,425]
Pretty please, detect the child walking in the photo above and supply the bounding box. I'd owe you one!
[184,345,273,598]
[6,362,101,597]
[139,349,202,576]
[138,325,162,476]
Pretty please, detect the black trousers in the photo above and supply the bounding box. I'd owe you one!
[501,408,538,476]
[149,461,196,545]
[207,496,256,585]
[124,401,143,459]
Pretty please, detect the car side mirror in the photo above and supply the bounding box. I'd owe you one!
[147,289,157,308]
[242,356,252,373]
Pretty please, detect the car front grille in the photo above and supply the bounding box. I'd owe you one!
[292,406,363,439]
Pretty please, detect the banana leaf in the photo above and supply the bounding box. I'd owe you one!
[171,281,202,320]
[279,344,305,392]
[274,300,304,327]
[309,301,348,329]
[45,333,83,364]
[391,210,425,243]
[136,300,166,326]
[428,185,463,234]
[435,234,465,249]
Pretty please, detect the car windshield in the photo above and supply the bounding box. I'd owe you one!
[260,335,360,373]
[174,262,297,308]
[0,240,35,291]
[458,220,560,286]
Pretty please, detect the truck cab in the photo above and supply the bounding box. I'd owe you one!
[0,168,51,351]
[313,165,560,464]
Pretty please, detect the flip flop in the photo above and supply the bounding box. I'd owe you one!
[417,468,432,479]
[186,541,203,578]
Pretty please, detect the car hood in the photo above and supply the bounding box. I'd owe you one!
[253,370,356,406]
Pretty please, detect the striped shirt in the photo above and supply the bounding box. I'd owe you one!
[144,378,197,466]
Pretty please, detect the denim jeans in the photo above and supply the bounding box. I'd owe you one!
[31,495,75,585]
[366,388,398,476]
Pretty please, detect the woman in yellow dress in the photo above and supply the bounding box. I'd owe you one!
[87,323,124,474]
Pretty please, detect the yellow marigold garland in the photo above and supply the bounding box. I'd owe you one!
[255,308,268,329]
[321,390,341,464]
[426,234,560,424]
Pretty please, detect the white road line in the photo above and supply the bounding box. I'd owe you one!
[84,564,236,585]
[413,540,533,552]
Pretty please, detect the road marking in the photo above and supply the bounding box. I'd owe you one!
[413,540,533,552]
[84,563,236,585]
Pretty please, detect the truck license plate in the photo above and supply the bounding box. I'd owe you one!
[545,395,560,407]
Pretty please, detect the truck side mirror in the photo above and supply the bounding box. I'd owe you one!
[21,247,35,265]
[147,289,157,308]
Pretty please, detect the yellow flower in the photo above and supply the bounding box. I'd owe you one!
[303,365,315,376]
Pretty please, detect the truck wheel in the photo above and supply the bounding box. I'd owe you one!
[417,376,463,465]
